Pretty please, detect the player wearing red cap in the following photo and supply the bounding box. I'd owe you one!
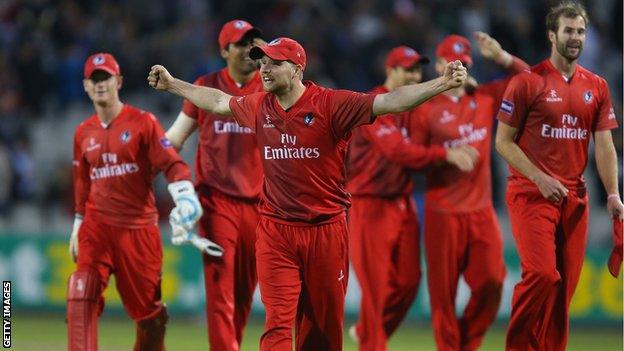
[409,32,529,351]
[67,53,207,351]
[148,37,467,351]
[164,19,264,351]
[346,46,478,350]
[495,3,622,350]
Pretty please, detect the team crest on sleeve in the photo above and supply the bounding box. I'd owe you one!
[500,100,514,115]
[119,130,132,143]
[159,137,173,148]
[583,90,593,104]
[303,113,314,126]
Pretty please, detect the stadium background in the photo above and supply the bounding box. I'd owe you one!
[0,0,622,349]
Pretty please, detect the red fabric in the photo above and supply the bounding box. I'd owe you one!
[197,189,259,350]
[181,69,263,200]
[83,53,120,78]
[256,217,349,351]
[73,104,191,227]
[608,217,623,277]
[497,60,618,189]
[218,20,260,49]
[505,185,589,351]
[435,35,473,65]
[75,216,165,321]
[229,82,376,224]
[250,37,307,70]
[67,268,102,351]
[347,85,446,197]
[385,46,429,68]
[349,196,421,351]
[424,206,505,351]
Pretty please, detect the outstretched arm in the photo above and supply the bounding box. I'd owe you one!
[373,61,467,115]
[148,65,233,116]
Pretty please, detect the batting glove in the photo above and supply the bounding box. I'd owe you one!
[168,180,203,231]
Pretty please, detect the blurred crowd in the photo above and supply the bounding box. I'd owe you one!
[0,0,622,234]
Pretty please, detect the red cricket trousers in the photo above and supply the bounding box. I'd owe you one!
[505,184,588,351]
[198,189,258,351]
[349,196,421,351]
[76,216,165,321]
[424,206,505,351]
[256,216,349,351]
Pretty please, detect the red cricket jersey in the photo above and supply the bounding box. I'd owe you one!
[73,104,191,228]
[181,69,263,199]
[347,85,447,197]
[497,59,618,189]
[229,81,376,224]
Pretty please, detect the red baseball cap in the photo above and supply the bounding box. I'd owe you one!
[249,37,307,71]
[218,19,262,50]
[385,46,429,68]
[435,35,473,66]
[83,53,121,79]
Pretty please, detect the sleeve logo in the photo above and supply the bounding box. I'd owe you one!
[159,137,173,148]
[500,100,514,115]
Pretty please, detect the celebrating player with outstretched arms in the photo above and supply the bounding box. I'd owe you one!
[67,53,216,351]
[149,37,466,351]
[495,3,622,350]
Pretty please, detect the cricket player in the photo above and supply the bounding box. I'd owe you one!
[67,53,206,351]
[164,19,263,350]
[148,37,467,351]
[495,3,622,350]
[346,46,478,351]
[410,32,529,351]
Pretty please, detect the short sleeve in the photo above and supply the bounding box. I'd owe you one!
[594,78,619,131]
[496,74,531,128]
[229,92,267,131]
[327,90,377,139]
[181,77,204,119]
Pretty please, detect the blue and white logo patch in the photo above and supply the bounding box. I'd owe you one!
[583,90,593,103]
[93,55,105,65]
[120,130,131,143]
[500,100,514,115]
[303,113,314,126]
[160,137,173,149]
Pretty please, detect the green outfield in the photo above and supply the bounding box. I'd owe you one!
[10,314,622,350]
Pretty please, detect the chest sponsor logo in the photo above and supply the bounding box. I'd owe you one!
[583,90,593,104]
[375,124,397,137]
[443,123,488,148]
[263,133,320,160]
[263,114,275,128]
[546,89,563,103]
[90,153,139,180]
[119,130,131,143]
[86,137,101,152]
[214,120,253,134]
[439,110,457,123]
[541,114,588,140]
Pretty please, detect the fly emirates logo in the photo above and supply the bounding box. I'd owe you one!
[264,133,320,160]
[90,153,139,180]
[214,120,253,134]
[443,123,487,148]
[541,114,588,140]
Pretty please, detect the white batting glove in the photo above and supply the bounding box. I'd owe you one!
[69,215,83,263]
[168,180,203,230]
[168,211,224,257]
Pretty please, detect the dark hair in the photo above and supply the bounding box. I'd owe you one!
[546,1,589,33]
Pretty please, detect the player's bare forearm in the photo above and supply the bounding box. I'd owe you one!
[166,112,198,151]
[495,123,545,181]
[594,130,620,195]
[373,76,448,115]
[169,79,232,116]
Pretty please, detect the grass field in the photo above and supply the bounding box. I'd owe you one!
[10,314,622,350]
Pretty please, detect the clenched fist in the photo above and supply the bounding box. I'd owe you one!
[443,60,468,89]
[148,65,175,91]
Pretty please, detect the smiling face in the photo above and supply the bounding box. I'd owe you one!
[83,70,122,106]
[549,15,586,62]
[258,56,301,94]
[222,33,261,76]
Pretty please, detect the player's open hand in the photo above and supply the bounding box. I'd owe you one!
[607,195,623,220]
[474,31,502,60]
[446,145,479,172]
[443,60,467,89]
[533,173,568,203]
[148,65,174,91]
